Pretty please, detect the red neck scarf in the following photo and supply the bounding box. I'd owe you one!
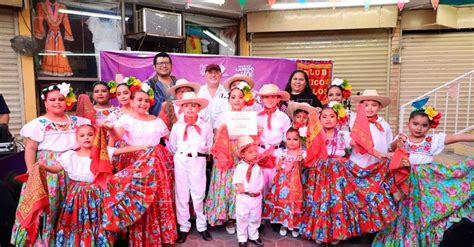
[368,115,384,132]
[183,115,201,141]
[258,107,277,130]
[246,162,256,182]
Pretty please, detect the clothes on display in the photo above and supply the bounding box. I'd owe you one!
[34,0,74,76]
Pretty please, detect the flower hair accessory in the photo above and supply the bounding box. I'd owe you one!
[126,77,155,105]
[328,101,348,124]
[331,78,352,98]
[298,126,308,146]
[411,97,442,129]
[40,83,77,110]
[107,80,118,98]
[236,81,255,106]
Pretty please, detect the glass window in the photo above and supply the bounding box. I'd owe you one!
[184,13,238,55]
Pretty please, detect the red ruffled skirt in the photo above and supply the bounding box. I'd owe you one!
[104,146,177,246]
[299,158,397,242]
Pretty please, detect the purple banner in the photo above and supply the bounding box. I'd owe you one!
[100,51,330,90]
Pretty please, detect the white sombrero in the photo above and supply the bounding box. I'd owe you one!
[350,89,391,108]
[167,79,201,97]
[173,92,209,108]
[256,84,290,101]
[235,135,256,157]
[223,74,255,92]
[286,101,321,120]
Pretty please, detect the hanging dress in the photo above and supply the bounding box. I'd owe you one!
[34,1,74,76]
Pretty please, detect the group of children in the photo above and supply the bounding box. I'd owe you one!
[10,73,473,247]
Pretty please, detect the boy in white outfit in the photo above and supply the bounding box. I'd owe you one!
[233,136,265,247]
[169,92,213,243]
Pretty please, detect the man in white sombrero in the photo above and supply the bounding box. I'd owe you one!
[169,92,214,243]
[349,89,393,167]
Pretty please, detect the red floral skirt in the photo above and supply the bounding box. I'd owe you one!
[299,158,397,242]
[104,145,178,246]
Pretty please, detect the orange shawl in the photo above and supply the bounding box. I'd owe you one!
[350,104,375,155]
[15,164,49,243]
[306,111,328,165]
[389,140,411,196]
[90,126,113,189]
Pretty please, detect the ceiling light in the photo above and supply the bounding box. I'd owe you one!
[271,0,409,10]
[203,30,228,47]
[58,9,127,20]
[204,0,225,5]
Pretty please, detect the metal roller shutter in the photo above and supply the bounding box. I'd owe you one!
[400,32,474,134]
[0,7,23,136]
[251,29,391,98]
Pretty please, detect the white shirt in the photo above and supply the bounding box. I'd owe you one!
[169,118,213,155]
[57,150,95,183]
[20,116,90,152]
[349,116,393,167]
[233,160,264,194]
[405,133,446,164]
[325,130,352,157]
[115,114,169,146]
[198,84,229,127]
[257,109,291,146]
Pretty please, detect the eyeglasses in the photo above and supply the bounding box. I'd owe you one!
[156,61,171,66]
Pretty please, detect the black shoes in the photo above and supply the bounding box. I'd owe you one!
[199,229,213,241]
[249,238,264,246]
[176,230,188,243]
[238,242,248,247]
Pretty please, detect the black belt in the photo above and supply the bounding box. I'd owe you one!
[242,192,261,197]
[186,152,209,158]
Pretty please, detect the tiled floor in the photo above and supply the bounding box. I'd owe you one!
[177,222,371,247]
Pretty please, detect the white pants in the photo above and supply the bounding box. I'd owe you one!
[174,154,207,232]
[236,194,262,242]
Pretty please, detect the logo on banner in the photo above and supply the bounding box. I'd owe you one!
[235,65,255,78]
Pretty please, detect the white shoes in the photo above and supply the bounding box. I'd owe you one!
[279,226,288,236]
[316,240,323,244]
[331,240,340,245]
[225,223,236,234]
[291,229,300,238]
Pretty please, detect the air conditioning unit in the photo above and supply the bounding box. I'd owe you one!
[136,8,182,37]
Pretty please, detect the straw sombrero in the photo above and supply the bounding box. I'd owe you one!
[286,101,321,120]
[223,74,255,92]
[256,84,290,101]
[173,92,209,108]
[167,79,201,97]
[350,89,391,108]
[235,135,256,157]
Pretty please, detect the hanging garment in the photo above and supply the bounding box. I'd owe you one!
[34,1,74,76]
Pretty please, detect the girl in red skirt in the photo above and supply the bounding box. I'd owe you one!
[263,127,305,238]
[105,81,177,246]
[42,124,155,246]
[300,101,396,244]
